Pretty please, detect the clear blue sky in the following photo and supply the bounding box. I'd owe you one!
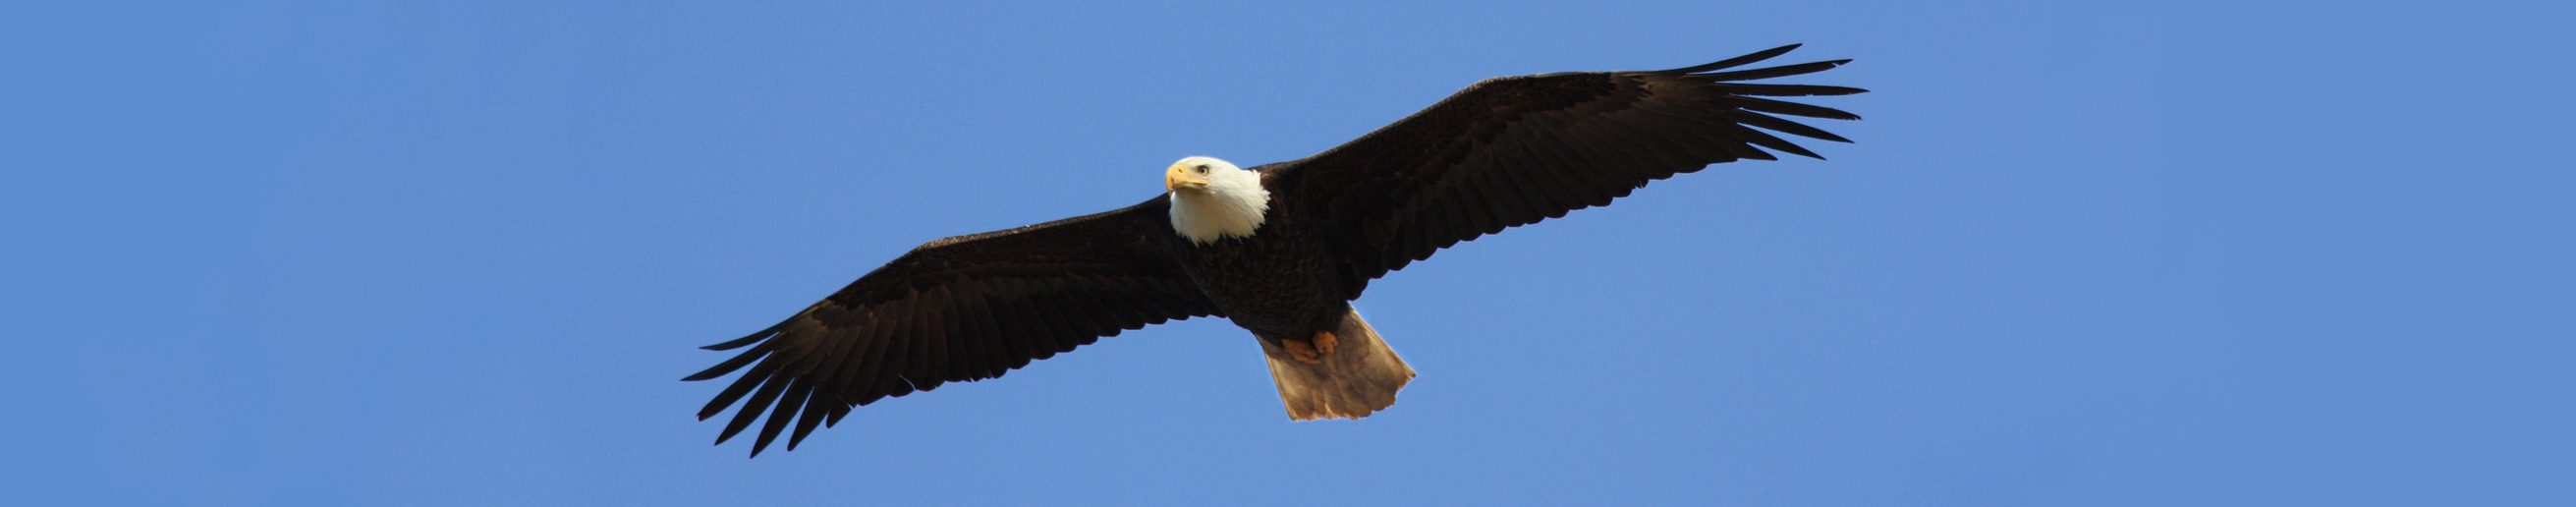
[8,1,2569,505]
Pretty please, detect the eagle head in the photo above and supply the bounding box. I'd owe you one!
[1165,156,1269,244]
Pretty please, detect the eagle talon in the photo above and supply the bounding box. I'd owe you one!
[1283,331,1339,364]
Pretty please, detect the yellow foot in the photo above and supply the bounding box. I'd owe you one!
[1285,330,1338,364]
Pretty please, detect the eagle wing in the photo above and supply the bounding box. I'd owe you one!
[684,196,1219,456]
[1263,44,1865,297]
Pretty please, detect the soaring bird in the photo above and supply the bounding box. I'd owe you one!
[687,44,1865,456]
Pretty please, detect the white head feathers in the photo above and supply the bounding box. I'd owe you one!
[1163,156,1270,244]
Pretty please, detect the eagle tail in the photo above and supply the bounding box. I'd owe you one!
[1258,307,1415,421]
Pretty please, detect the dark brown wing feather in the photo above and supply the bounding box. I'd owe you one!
[684,196,1220,457]
[1262,44,1866,297]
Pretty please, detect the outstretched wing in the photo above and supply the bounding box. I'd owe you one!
[684,196,1219,457]
[1264,44,1866,297]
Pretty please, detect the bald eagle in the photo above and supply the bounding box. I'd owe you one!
[687,44,1865,456]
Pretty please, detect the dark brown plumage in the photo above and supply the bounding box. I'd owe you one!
[687,44,1864,457]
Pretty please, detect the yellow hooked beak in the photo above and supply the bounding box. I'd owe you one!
[1166,162,1210,192]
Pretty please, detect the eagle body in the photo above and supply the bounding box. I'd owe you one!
[1167,166,1351,346]
[687,45,1868,457]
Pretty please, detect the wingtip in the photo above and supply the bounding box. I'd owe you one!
[701,332,768,351]
[824,405,851,427]
[697,395,738,421]
[682,350,763,382]
[1663,43,1806,75]
[703,322,786,351]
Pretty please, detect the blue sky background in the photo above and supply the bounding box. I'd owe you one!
[8,1,2570,505]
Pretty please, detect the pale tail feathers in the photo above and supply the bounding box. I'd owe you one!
[1258,308,1416,421]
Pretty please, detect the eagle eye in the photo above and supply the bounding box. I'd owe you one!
[1195,165,1209,174]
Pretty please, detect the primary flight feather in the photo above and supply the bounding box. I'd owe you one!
[686,44,1866,457]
